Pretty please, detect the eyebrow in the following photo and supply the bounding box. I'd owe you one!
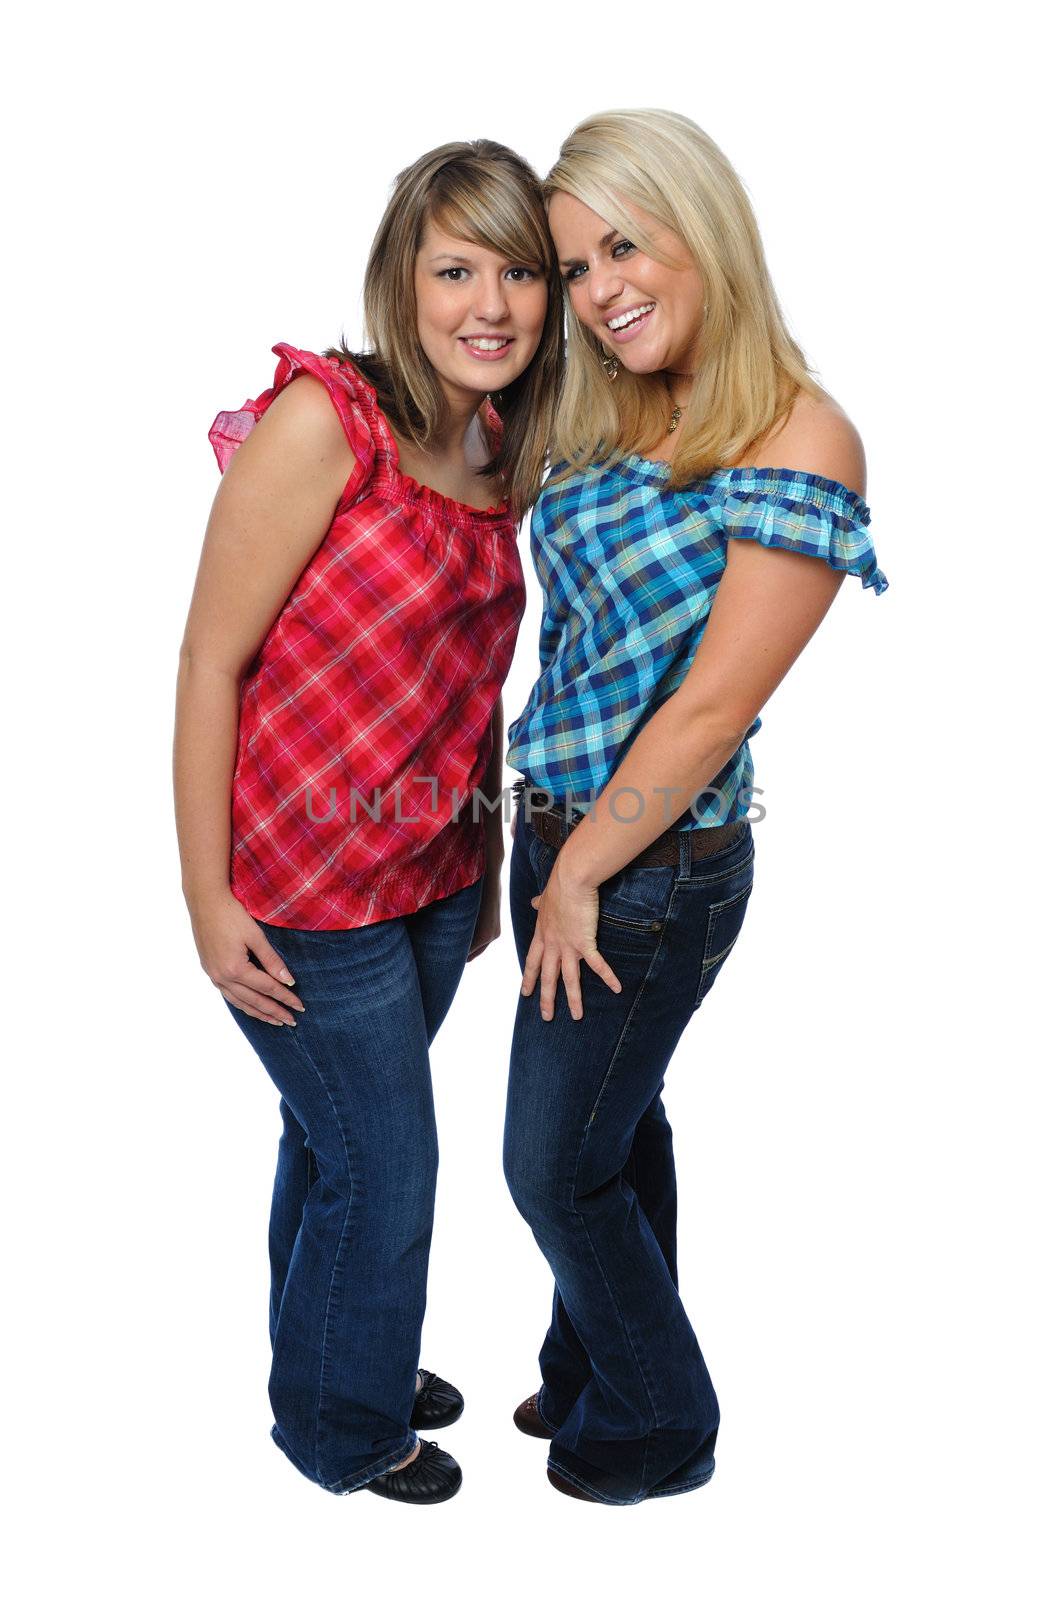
[428,254,473,264]
[559,228,619,268]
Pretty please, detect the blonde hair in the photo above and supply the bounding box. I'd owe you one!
[545,108,825,489]
[327,140,564,520]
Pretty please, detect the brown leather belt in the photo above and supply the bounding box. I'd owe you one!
[523,798,749,868]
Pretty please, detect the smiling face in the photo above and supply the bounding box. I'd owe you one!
[548,190,705,380]
[413,218,549,409]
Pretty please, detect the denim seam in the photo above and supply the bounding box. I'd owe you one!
[704,929,743,969]
[571,890,678,1493]
[646,1464,716,1498]
[614,1124,652,1498]
[695,882,753,1004]
[575,1211,657,1495]
[678,851,753,892]
[582,886,677,1131]
[702,880,753,916]
[598,909,667,931]
[699,929,740,980]
[282,1019,360,1487]
[547,1457,642,1506]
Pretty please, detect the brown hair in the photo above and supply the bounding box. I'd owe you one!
[325,139,564,520]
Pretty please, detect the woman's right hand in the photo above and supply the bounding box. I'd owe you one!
[189,890,306,1026]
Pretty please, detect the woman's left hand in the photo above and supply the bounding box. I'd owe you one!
[522,865,623,1022]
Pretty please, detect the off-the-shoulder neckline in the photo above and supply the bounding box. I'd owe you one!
[323,353,512,523]
[605,452,870,521]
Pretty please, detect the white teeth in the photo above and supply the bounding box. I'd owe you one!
[606,303,654,331]
[464,338,511,351]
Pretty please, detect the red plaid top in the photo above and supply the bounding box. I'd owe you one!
[208,342,526,930]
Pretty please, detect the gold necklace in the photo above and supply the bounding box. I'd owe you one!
[666,385,687,434]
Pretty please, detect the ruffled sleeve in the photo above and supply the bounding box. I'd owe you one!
[718,468,888,595]
[208,342,377,510]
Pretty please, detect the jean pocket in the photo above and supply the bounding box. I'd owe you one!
[693,880,753,1007]
[598,862,676,933]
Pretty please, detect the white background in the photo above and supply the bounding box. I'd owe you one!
[6,2,1059,1595]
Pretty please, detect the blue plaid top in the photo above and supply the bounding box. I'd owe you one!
[506,453,888,828]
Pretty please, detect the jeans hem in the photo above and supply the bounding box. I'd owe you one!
[547,1442,717,1505]
[271,1422,420,1495]
[645,1460,717,1498]
[547,1456,643,1505]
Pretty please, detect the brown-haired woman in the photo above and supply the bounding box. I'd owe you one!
[174,140,563,1504]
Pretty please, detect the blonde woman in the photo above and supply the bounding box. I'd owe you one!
[503,109,888,1504]
[174,140,562,1503]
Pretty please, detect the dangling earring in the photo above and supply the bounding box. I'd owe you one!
[600,352,619,381]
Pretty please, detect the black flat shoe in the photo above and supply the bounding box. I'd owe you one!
[411,1370,464,1429]
[362,1440,462,1504]
[513,1393,554,1439]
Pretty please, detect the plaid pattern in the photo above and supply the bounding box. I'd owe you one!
[209,343,525,929]
[507,454,887,828]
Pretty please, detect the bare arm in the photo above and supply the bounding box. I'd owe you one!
[523,403,866,1020]
[553,541,846,887]
[173,375,358,1021]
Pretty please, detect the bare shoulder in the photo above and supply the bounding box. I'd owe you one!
[216,371,359,503]
[252,372,350,454]
[748,389,866,499]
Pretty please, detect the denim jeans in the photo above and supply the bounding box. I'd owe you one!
[503,808,754,1504]
[223,874,484,1494]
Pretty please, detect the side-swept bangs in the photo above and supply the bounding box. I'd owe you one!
[327,139,563,521]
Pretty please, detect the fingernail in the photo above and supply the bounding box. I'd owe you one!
[280,970,296,985]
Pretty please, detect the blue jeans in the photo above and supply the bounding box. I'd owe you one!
[223,874,484,1494]
[503,808,754,1504]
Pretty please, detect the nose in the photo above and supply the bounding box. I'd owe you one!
[472,274,508,324]
[586,261,625,309]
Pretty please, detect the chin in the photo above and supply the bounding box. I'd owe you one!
[445,365,492,393]
[620,351,666,377]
